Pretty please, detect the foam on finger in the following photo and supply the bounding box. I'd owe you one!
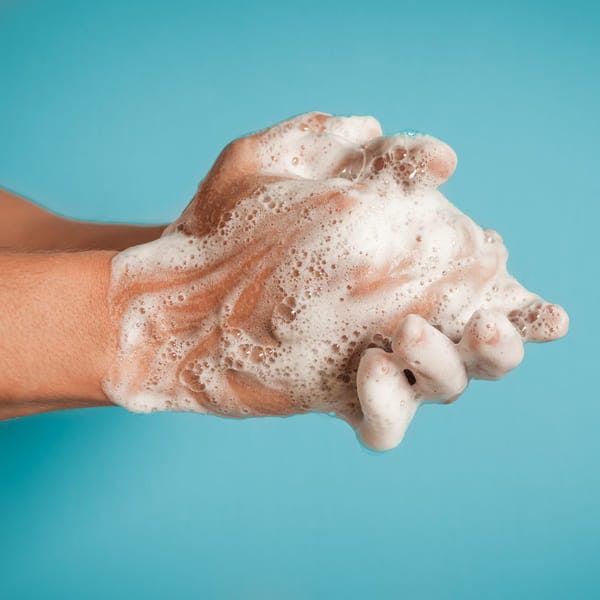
[459,310,524,379]
[392,314,468,401]
[360,133,457,189]
[508,301,569,342]
[323,115,382,145]
[356,347,419,451]
[255,112,381,180]
[104,113,569,451]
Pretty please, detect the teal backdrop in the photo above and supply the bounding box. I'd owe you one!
[1,0,598,598]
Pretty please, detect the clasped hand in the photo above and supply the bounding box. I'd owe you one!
[104,113,568,450]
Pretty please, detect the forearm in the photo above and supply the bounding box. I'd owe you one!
[0,251,117,419]
[0,188,166,251]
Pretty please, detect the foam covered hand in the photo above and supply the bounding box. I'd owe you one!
[103,113,568,450]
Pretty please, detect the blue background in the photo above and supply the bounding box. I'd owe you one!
[1,0,598,598]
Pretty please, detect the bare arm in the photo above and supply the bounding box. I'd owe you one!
[0,251,116,419]
[0,188,164,419]
[0,188,166,251]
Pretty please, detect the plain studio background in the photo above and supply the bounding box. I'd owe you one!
[1,0,598,598]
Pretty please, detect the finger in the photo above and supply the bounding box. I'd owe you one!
[321,115,382,145]
[256,112,382,144]
[458,310,524,379]
[392,314,468,401]
[359,133,457,189]
[263,133,364,180]
[199,113,337,183]
[356,347,420,451]
[255,112,381,179]
[193,113,382,198]
[195,113,335,192]
[167,133,272,237]
[508,300,569,342]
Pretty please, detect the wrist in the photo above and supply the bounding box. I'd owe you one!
[0,250,118,417]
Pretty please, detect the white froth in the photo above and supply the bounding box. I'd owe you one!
[103,114,568,450]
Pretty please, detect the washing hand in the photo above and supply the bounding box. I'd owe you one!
[104,112,568,450]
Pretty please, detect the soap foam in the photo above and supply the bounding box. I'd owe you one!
[103,113,568,449]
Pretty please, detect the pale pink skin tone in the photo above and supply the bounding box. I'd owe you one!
[105,112,569,451]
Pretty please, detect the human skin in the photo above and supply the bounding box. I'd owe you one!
[0,114,568,449]
[102,112,568,450]
[0,188,165,418]
[0,251,115,419]
[0,188,165,252]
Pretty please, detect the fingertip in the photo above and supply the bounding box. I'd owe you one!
[358,424,408,452]
[534,303,569,341]
[509,301,570,342]
[548,303,570,340]
[359,134,458,188]
[428,140,457,182]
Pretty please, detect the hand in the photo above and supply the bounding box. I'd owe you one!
[104,112,568,450]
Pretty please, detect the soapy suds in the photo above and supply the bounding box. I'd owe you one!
[103,113,568,450]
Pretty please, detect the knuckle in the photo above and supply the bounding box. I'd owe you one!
[224,135,253,159]
[460,310,525,379]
